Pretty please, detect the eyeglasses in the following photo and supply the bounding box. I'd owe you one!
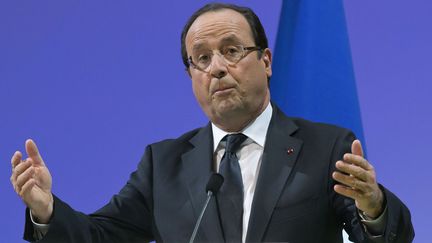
[188,45,262,73]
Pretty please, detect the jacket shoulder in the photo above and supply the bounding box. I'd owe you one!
[147,126,207,154]
[289,116,354,139]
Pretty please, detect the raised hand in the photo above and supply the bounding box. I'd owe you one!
[10,139,53,223]
[332,140,384,218]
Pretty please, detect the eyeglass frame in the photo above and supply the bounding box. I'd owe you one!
[187,45,262,73]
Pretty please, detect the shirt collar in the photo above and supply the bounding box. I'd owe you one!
[211,102,273,152]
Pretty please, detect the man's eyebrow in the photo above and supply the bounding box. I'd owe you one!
[192,43,207,53]
[191,35,243,53]
[219,35,242,44]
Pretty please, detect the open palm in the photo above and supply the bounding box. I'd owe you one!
[11,139,53,223]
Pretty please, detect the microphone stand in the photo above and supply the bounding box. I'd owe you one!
[189,190,214,243]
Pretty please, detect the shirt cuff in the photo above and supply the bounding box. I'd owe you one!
[358,205,388,237]
[29,209,50,239]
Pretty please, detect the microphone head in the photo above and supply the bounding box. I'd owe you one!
[206,173,224,194]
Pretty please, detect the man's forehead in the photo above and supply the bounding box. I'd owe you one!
[186,9,253,48]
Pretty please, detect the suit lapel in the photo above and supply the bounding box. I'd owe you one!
[246,106,303,242]
[180,124,224,242]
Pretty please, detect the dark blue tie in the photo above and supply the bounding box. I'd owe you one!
[218,133,247,243]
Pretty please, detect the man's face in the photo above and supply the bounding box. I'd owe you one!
[185,9,272,131]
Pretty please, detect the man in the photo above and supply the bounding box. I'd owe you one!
[10,3,413,243]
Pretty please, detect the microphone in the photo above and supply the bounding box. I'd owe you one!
[189,173,224,243]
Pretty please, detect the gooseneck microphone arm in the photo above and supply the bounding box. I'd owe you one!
[189,173,224,243]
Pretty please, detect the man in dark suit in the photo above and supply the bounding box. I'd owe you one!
[10,3,413,243]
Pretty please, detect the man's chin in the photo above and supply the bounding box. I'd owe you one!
[213,100,244,117]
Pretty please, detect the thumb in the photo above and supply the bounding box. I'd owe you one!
[25,139,45,166]
[351,139,364,157]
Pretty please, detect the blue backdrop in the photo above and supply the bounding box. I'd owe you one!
[271,0,365,144]
[1,1,430,242]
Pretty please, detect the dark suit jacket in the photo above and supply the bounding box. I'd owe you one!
[24,105,414,243]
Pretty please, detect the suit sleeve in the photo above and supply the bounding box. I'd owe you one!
[329,129,414,243]
[23,145,157,243]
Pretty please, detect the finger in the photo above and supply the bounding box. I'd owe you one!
[25,139,44,166]
[351,139,364,157]
[11,160,32,184]
[19,178,36,198]
[11,151,23,169]
[334,184,364,200]
[335,161,369,182]
[33,166,49,188]
[333,171,368,192]
[16,166,35,190]
[343,154,373,171]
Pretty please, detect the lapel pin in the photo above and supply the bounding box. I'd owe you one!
[287,148,294,155]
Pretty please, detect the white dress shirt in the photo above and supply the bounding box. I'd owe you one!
[212,103,273,243]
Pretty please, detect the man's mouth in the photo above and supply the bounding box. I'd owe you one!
[213,87,235,96]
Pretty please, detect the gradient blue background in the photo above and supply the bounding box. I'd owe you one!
[1,1,430,242]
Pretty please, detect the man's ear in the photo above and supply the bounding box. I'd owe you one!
[263,48,272,77]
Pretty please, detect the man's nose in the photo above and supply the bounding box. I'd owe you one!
[209,53,228,79]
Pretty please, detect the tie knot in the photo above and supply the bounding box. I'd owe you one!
[224,133,247,154]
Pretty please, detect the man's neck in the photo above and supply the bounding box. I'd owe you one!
[211,102,273,152]
[212,100,270,133]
